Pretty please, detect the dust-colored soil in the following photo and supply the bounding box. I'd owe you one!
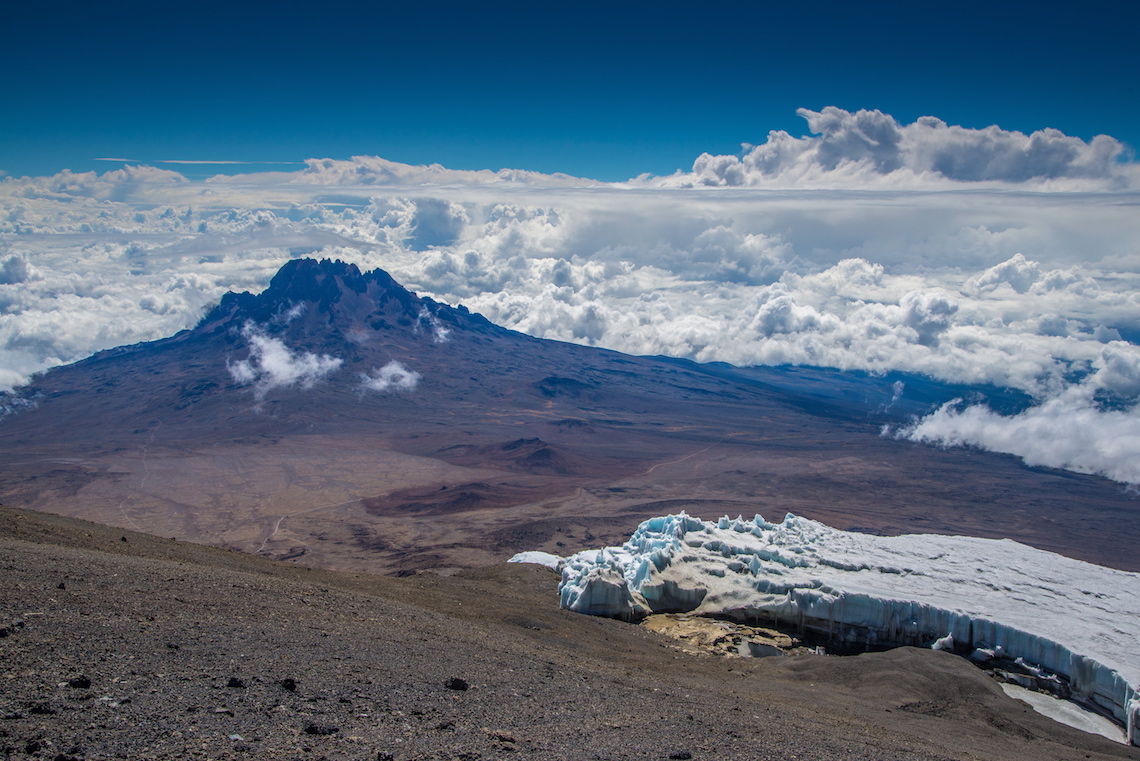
[1,506,1136,761]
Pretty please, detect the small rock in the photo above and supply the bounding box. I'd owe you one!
[669,752,693,760]
[482,728,517,744]
[120,536,128,542]
[435,720,455,731]
[214,707,234,716]
[165,643,180,650]
[444,677,469,691]
[303,722,339,736]
[27,702,57,715]
[68,675,92,689]
[0,627,8,638]
[227,677,245,689]
[376,753,395,761]
[25,741,42,754]
[57,582,66,590]
[278,678,297,691]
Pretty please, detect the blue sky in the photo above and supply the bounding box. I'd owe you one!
[3,0,1137,180]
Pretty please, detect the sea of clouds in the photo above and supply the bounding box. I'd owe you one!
[2,108,1138,483]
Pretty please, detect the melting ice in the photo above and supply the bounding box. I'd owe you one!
[539,512,1140,745]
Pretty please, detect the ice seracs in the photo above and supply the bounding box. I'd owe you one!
[555,512,1140,745]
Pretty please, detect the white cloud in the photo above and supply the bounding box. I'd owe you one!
[360,361,420,392]
[0,254,41,285]
[894,386,1140,485]
[286,156,596,188]
[1093,343,1140,397]
[228,324,343,398]
[416,307,450,343]
[644,107,1137,190]
[893,342,1140,485]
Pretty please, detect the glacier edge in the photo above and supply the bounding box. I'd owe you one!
[557,512,1140,746]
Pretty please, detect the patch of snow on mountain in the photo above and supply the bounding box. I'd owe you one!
[558,512,1140,745]
[507,551,564,570]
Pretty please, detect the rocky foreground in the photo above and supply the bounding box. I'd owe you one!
[1,506,1136,761]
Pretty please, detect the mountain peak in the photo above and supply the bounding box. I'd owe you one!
[266,258,384,299]
[196,258,492,341]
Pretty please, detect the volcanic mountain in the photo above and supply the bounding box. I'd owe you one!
[1,258,1136,573]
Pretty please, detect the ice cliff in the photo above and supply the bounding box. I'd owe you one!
[557,513,1140,745]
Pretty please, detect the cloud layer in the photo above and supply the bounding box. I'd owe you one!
[2,108,1138,482]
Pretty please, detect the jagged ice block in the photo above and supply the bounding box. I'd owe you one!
[558,512,1140,745]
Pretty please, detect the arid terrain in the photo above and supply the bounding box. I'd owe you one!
[1,259,1136,575]
[2,505,1138,761]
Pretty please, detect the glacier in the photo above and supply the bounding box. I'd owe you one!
[553,513,1140,745]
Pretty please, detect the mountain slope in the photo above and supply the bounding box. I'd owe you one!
[2,505,1136,761]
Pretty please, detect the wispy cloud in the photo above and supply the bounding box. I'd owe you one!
[360,361,420,392]
[228,324,342,399]
[95,158,304,166]
[156,160,304,166]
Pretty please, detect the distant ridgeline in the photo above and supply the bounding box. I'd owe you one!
[556,513,1140,746]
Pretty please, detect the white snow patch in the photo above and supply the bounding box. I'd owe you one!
[558,512,1140,745]
[508,551,564,571]
[1001,683,1128,744]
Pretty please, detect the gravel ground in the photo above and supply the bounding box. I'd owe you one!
[2,506,1136,761]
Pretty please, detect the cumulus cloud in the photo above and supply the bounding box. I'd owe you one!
[5,165,187,202]
[1093,343,1140,397]
[228,324,342,397]
[0,254,41,285]
[899,290,958,346]
[360,361,420,392]
[645,107,1135,190]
